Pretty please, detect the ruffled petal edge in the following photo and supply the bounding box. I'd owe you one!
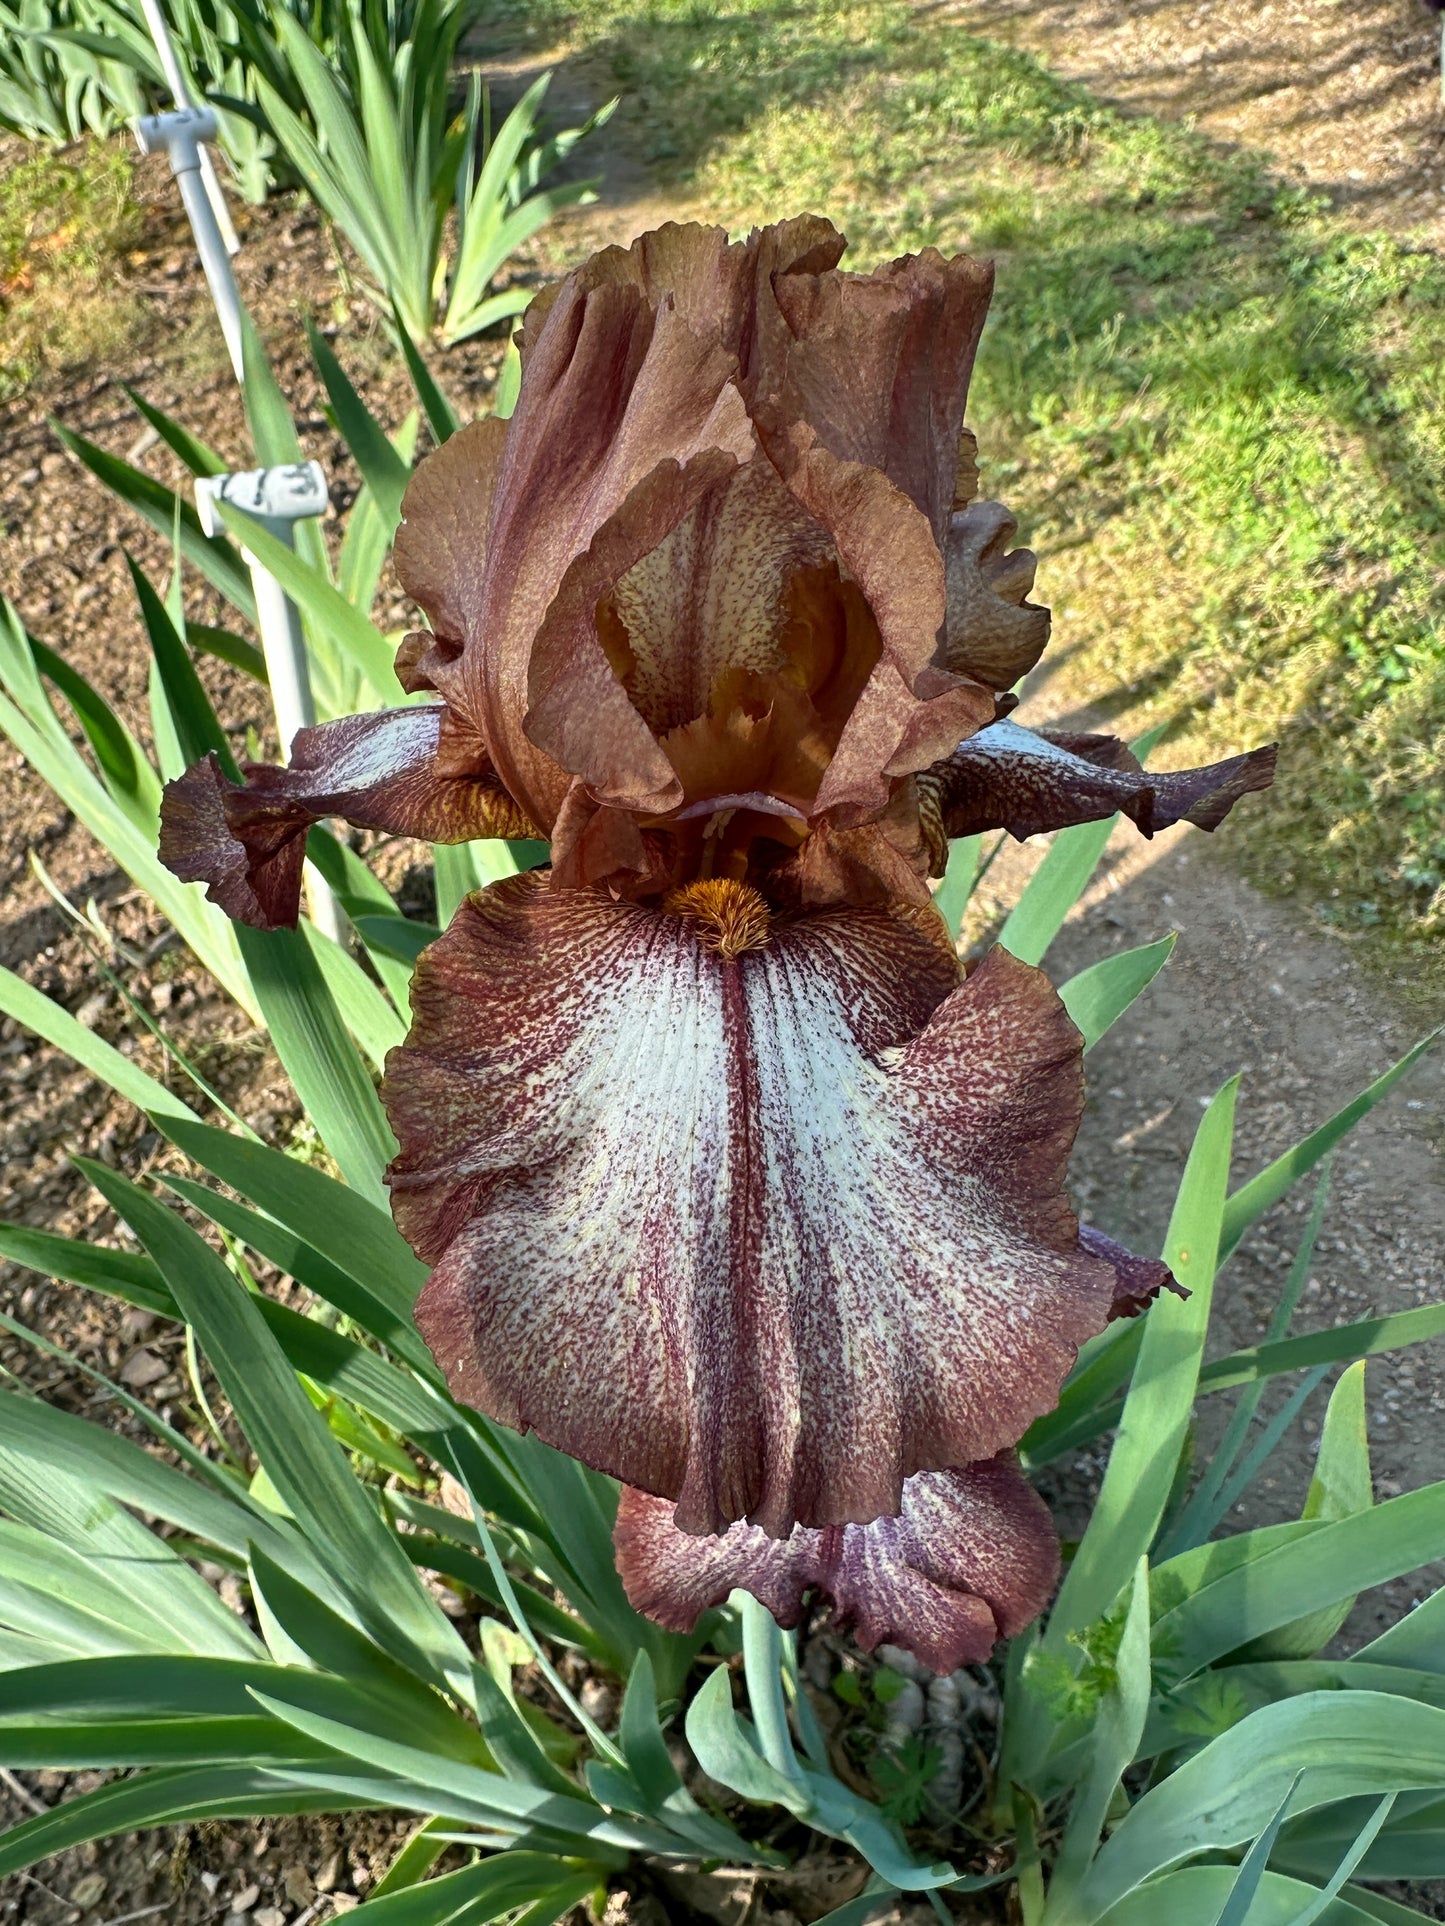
[614,1455,1059,1673]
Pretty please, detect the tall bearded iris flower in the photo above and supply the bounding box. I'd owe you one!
[160,219,1273,1662]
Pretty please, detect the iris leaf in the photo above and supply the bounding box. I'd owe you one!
[341,1855,606,1923]
[158,1116,426,1323]
[1058,933,1176,1051]
[1044,1560,1151,1918]
[75,1160,471,1703]
[123,386,228,478]
[1076,1692,1445,1921]
[235,921,396,1201]
[49,421,254,617]
[1048,1077,1237,1641]
[1156,1480,1445,1677]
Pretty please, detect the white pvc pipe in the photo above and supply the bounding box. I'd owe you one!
[166,127,246,382]
[132,19,343,946]
[250,559,316,738]
[136,0,240,256]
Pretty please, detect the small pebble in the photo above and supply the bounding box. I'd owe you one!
[875,1643,929,1682]
[119,1347,168,1388]
[283,1866,315,1906]
[68,1871,106,1909]
[579,1675,617,1725]
[882,1675,925,1744]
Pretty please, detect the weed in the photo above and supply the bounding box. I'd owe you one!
[0,138,150,397]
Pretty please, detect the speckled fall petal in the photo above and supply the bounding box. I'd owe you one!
[613,1456,1060,1672]
[924,718,1278,845]
[387,874,1121,1537]
[158,705,531,930]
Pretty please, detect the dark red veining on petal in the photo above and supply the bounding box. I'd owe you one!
[390,875,1119,1535]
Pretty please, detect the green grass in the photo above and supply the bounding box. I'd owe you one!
[0,139,149,398]
[507,0,1445,983]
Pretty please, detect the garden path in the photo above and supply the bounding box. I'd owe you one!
[953,0,1445,240]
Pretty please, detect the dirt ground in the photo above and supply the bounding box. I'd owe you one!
[3,3,1445,1920]
[957,0,1445,240]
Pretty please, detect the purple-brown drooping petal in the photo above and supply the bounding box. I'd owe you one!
[613,1457,1060,1672]
[923,718,1277,845]
[1077,1223,1181,1320]
[159,706,533,931]
[388,874,1119,1537]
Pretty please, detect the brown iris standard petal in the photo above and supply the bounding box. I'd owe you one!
[943,501,1052,692]
[386,873,1121,1539]
[158,706,532,931]
[392,418,509,671]
[613,1456,1060,1674]
[923,718,1278,849]
[463,267,763,831]
[383,218,1013,904]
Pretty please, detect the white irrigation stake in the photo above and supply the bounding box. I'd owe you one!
[195,464,328,759]
[132,10,344,944]
[135,105,245,380]
[135,0,239,257]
